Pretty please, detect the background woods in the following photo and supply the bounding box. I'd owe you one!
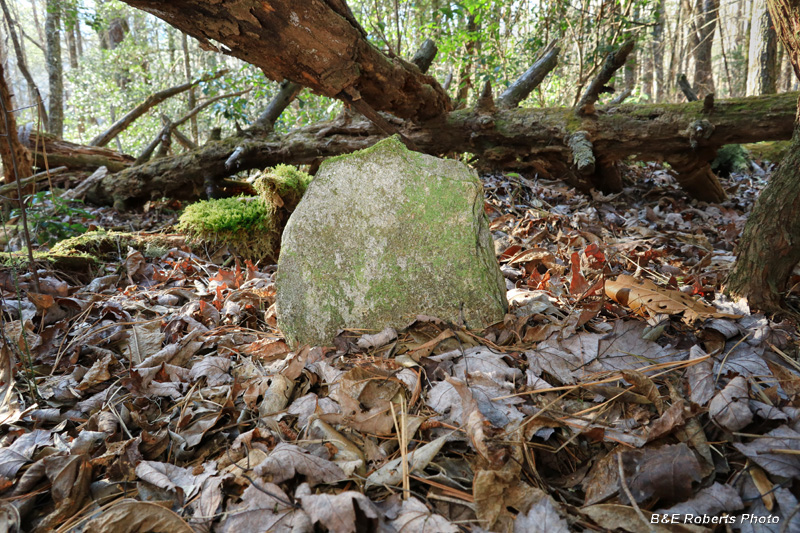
[1,0,798,148]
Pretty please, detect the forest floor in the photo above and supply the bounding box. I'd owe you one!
[1,157,799,533]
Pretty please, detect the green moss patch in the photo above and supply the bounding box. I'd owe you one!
[742,141,792,163]
[51,231,185,261]
[177,165,313,263]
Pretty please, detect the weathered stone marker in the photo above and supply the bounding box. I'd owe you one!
[276,136,507,346]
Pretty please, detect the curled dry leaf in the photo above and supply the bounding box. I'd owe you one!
[366,434,449,488]
[218,483,311,533]
[513,494,570,533]
[605,274,742,323]
[389,497,460,533]
[709,376,753,431]
[297,483,385,533]
[734,426,800,478]
[254,442,346,486]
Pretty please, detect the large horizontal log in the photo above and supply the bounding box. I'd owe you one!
[85,92,799,207]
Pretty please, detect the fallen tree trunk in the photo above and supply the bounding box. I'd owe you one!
[19,128,135,173]
[85,91,799,207]
[119,0,450,122]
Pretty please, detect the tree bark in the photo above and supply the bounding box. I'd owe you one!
[19,127,134,173]
[746,1,778,95]
[118,0,450,122]
[181,32,198,143]
[83,91,798,207]
[727,0,800,312]
[652,0,666,101]
[692,0,719,96]
[45,0,64,137]
[0,0,49,125]
[0,44,34,184]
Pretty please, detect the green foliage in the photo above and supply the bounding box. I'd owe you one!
[711,145,750,178]
[10,191,95,247]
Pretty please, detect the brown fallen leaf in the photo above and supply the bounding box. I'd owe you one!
[253,442,346,486]
[218,483,310,533]
[85,500,193,533]
[582,504,704,533]
[709,376,753,432]
[605,274,742,322]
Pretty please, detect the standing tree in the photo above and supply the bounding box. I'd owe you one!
[692,0,719,96]
[45,0,64,137]
[727,0,800,312]
[0,41,34,184]
[746,0,778,95]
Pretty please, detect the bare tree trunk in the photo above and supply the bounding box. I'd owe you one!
[693,0,720,96]
[30,0,44,43]
[456,13,478,109]
[0,42,34,183]
[746,0,778,95]
[652,0,666,101]
[66,20,79,70]
[0,0,49,125]
[181,32,198,143]
[45,0,64,137]
[727,0,800,312]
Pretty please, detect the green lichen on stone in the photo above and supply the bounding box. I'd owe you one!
[276,135,508,347]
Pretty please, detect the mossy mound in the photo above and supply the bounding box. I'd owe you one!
[177,165,313,263]
[50,230,185,261]
[253,164,314,211]
[742,140,792,163]
[177,197,278,262]
[0,249,99,272]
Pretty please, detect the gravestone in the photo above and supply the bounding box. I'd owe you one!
[276,136,507,346]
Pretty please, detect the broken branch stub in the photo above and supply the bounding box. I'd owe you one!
[497,44,561,109]
[576,39,635,116]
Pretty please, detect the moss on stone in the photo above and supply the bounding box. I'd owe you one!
[276,135,507,346]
